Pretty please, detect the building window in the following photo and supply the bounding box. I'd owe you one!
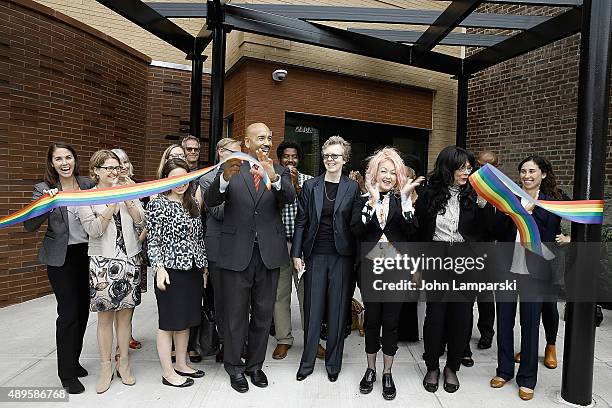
[223,114,234,139]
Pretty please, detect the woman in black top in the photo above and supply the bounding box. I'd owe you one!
[291,136,360,382]
[350,147,424,400]
[146,159,207,388]
[24,143,94,394]
[415,146,492,394]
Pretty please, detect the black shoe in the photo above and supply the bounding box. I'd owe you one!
[422,369,440,393]
[61,378,85,394]
[320,323,328,341]
[188,351,202,363]
[382,373,396,400]
[76,364,88,378]
[296,373,309,381]
[461,356,474,367]
[328,373,338,382]
[245,370,268,388]
[359,368,376,394]
[477,334,493,350]
[162,376,194,388]
[443,367,460,393]
[230,373,249,393]
[175,369,205,378]
[269,323,276,337]
[344,324,351,339]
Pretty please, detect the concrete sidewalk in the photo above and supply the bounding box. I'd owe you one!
[1,277,611,408]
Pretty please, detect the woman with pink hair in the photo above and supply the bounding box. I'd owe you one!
[350,147,424,400]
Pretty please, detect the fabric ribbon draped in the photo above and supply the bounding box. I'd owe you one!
[0,152,271,229]
[469,163,604,258]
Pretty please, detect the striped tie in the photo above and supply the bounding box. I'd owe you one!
[253,164,261,191]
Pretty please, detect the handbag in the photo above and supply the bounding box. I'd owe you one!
[197,290,219,356]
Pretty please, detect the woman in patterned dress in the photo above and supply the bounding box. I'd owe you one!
[79,150,145,393]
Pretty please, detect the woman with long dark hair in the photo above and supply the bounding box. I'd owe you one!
[351,147,423,400]
[416,146,492,394]
[24,143,94,394]
[147,158,207,388]
[490,155,562,401]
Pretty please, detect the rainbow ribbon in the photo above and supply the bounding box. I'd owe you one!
[469,164,604,258]
[0,152,272,229]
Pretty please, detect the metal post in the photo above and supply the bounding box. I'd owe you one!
[456,74,469,148]
[189,54,204,139]
[562,0,612,405]
[208,24,226,164]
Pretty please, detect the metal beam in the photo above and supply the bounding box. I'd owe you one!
[485,0,581,5]
[455,75,469,148]
[209,24,227,164]
[562,0,612,404]
[463,7,582,74]
[95,0,195,55]
[146,3,549,30]
[349,28,508,47]
[189,54,204,140]
[413,0,483,54]
[223,4,461,76]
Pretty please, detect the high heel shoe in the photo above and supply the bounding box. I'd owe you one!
[116,356,136,386]
[96,361,114,394]
[422,368,440,393]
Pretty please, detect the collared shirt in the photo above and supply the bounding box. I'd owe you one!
[218,161,282,193]
[282,171,312,240]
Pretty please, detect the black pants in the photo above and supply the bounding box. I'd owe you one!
[221,244,279,376]
[364,301,402,356]
[542,301,559,346]
[423,300,472,372]
[208,261,224,344]
[299,253,353,376]
[47,243,90,381]
[398,302,420,342]
[464,291,496,357]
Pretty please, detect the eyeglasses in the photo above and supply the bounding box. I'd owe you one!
[96,166,121,173]
[185,147,200,152]
[219,148,240,154]
[169,154,186,159]
[322,154,342,161]
[458,166,474,174]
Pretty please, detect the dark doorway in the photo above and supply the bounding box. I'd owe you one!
[284,111,429,177]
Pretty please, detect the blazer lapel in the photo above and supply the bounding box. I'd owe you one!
[314,178,324,221]
[239,162,257,202]
[333,176,349,215]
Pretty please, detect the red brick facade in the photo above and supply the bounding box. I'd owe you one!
[224,58,434,143]
[466,5,612,193]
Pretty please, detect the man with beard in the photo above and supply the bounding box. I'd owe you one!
[204,122,295,393]
[272,141,326,360]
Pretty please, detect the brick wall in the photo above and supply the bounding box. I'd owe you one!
[466,5,612,199]
[225,58,434,154]
[145,65,211,180]
[0,0,150,306]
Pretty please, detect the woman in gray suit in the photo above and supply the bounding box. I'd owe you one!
[24,143,95,394]
[291,136,360,382]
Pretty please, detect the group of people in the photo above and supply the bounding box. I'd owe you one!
[26,123,569,402]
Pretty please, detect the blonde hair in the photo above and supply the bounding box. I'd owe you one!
[322,136,351,161]
[216,138,241,159]
[157,144,185,179]
[111,148,134,178]
[89,150,120,183]
[365,147,408,194]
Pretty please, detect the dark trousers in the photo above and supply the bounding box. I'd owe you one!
[47,243,90,381]
[542,301,559,346]
[364,301,402,356]
[464,291,496,357]
[299,253,353,376]
[423,300,472,372]
[398,302,419,342]
[221,244,279,376]
[496,299,542,389]
[209,261,224,344]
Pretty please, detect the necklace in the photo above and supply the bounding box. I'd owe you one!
[324,182,336,202]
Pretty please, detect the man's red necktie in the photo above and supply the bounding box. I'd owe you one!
[252,164,261,191]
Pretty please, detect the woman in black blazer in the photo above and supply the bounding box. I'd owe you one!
[415,146,492,394]
[23,142,95,394]
[291,136,360,383]
[489,155,561,401]
[350,147,424,400]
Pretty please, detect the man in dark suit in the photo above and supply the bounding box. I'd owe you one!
[204,122,295,393]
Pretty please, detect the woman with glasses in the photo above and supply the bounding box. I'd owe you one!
[24,143,95,394]
[291,136,360,382]
[415,146,492,394]
[78,150,145,393]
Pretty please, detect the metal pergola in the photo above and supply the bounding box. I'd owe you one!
[95,1,610,405]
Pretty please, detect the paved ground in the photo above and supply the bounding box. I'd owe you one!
[1,275,611,408]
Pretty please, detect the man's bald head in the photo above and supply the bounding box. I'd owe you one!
[244,122,273,157]
[477,150,498,167]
